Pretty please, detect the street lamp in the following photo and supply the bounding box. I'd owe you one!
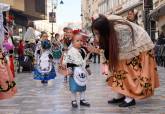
[50,0,64,39]
[60,0,64,5]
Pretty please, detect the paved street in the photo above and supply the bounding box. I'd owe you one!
[0,64,165,114]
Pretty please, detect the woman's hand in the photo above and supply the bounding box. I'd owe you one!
[85,45,100,54]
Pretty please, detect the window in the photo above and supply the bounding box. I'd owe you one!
[35,0,46,14]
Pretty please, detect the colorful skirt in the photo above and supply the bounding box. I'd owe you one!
[33,66,56,81]
[0,61,17,100]
[69,76,86,93]
[108,50,160,99]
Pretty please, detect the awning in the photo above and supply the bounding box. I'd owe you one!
[150,3,165,20]
[0,3,10,13]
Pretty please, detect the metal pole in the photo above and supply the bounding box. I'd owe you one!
[51,1,54,39]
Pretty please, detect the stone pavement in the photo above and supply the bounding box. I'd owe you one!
[0,64,165,114]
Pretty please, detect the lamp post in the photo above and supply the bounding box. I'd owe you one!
[50,0,64,39]
[80,13,83,29]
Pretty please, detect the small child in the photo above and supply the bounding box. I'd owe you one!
[18,40,24,60]
[33,40,56,84]
[63,32,90,108]
[9,49,15,78]
[52,42,62,62]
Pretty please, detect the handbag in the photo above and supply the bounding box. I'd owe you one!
[73,67,88,86]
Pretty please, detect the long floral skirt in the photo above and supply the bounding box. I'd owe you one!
[108,50,160,99]
[0,60,17,100]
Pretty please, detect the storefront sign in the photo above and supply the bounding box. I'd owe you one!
[49,12,56,23]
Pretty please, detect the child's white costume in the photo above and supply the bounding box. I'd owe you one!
[33,40,56,81]
[63,47,88,92]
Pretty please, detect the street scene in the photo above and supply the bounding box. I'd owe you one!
[0,0,165,114]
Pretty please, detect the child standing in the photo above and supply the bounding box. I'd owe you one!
[63,32,90,108]
[33,40,56,84]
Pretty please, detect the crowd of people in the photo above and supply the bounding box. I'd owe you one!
[0,6,160,109]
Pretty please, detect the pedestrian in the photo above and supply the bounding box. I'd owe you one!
[88,15,159,107]
[52,33,62,63]
[156,32,165,45]
[127,9,139,25]
[61,27,73,82]
[34,31,49,64]
[24,21,36,44]
[155,32,165,66]
[93,38,100,63]
[63,31,90,108]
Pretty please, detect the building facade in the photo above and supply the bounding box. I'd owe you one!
[151,0,165,35]
[0,0,47,26]
[81,0,100,30]
[98,0,144,26]
[34,0,63,35]
[81,0,144,30]
[0,0,47,37]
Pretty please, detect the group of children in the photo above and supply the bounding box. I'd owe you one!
[0,11,92,107]
[32,29,92,108]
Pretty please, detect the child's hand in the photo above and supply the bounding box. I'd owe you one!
[67,68,73,75]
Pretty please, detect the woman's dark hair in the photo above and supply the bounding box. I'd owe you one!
[55,33,60,38]
[27,21,35,28]
[91,14,134,71]
[63,27,72,32]
[159,32,165,38]
[40,31,47,38]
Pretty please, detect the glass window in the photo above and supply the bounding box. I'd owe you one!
[35,0,46,14]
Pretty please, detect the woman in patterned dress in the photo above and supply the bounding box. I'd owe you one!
[88,15,160,107]
[0,48,17,99]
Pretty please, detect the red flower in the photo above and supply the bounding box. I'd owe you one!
[72,29,81,35]
[7,15,14,23]
[8,15,14,20]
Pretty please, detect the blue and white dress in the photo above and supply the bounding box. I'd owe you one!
[63,47,88,93]
[33,50,56,81]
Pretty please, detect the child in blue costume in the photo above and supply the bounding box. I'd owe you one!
[33,40,56,84]
[63,32,90,108]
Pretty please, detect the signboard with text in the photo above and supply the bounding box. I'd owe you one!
[49,12,56,23]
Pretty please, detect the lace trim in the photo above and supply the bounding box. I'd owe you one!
[119,43,154,60]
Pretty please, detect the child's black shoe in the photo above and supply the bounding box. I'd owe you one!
[80,99,90,107]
